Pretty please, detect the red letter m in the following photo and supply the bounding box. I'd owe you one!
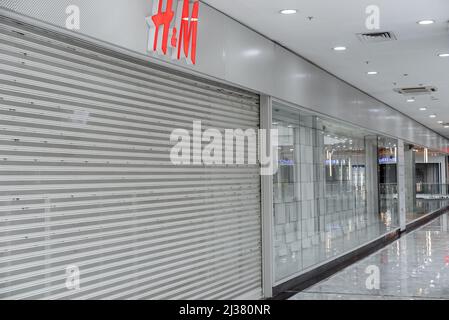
[177,0,199,64]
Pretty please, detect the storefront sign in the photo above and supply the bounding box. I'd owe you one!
[146,0,199,65]
[379,156,397,164]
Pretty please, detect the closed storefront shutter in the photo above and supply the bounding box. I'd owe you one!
[0,18,262,300]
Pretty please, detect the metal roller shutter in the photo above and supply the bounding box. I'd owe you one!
[0,17,262,300]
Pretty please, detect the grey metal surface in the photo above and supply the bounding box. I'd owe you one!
[0,20,262,300]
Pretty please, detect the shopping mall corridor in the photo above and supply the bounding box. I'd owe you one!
[291,213,449,300]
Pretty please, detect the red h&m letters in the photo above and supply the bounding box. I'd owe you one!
[147,0,199,65]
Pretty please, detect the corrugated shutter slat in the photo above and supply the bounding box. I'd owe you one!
[0,19,262,300]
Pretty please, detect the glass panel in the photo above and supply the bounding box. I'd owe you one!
[272,103,399,283]
[378,137,399,227]
[407,147,449,222]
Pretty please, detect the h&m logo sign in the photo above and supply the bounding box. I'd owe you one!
[146,0,199,65]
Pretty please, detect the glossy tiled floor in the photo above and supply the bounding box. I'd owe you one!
[290,213,449,300]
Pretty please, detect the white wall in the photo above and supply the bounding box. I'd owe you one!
[1,0,448,151]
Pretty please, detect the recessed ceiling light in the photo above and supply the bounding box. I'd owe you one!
[437,121,444,124]
[280,9,297,15]
[445,125,449,128]
[243,49,261,57]
[417,20,435,25]
[419,107,427,111]
[429,114,437,118]
[333,46,347,51]
[407,98,416,103]
[367,71,378,75]
[438,53,449,57]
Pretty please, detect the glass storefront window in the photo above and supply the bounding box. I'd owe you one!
[407,146,449,222]
[378,137,399,227]
[272,102,399,283]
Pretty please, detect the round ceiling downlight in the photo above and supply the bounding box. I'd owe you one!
[280,9,297,15]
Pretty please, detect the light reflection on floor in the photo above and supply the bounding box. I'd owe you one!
[290,213,449,300]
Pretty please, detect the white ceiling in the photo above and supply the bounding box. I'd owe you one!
[203,0,449,138]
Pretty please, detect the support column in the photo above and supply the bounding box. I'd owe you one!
[397,140,407,231]
[365,136,379,227]
[260,95,274,298]
[313,117,326,239]
[397,141,416,230]
[404,145,416,216]
[440,156,447,185]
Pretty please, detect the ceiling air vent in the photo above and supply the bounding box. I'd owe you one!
[356,31,397,43]
[394,86,438,95]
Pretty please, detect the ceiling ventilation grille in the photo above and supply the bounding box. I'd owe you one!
[394,86,438,95]
[357,31,397,43]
